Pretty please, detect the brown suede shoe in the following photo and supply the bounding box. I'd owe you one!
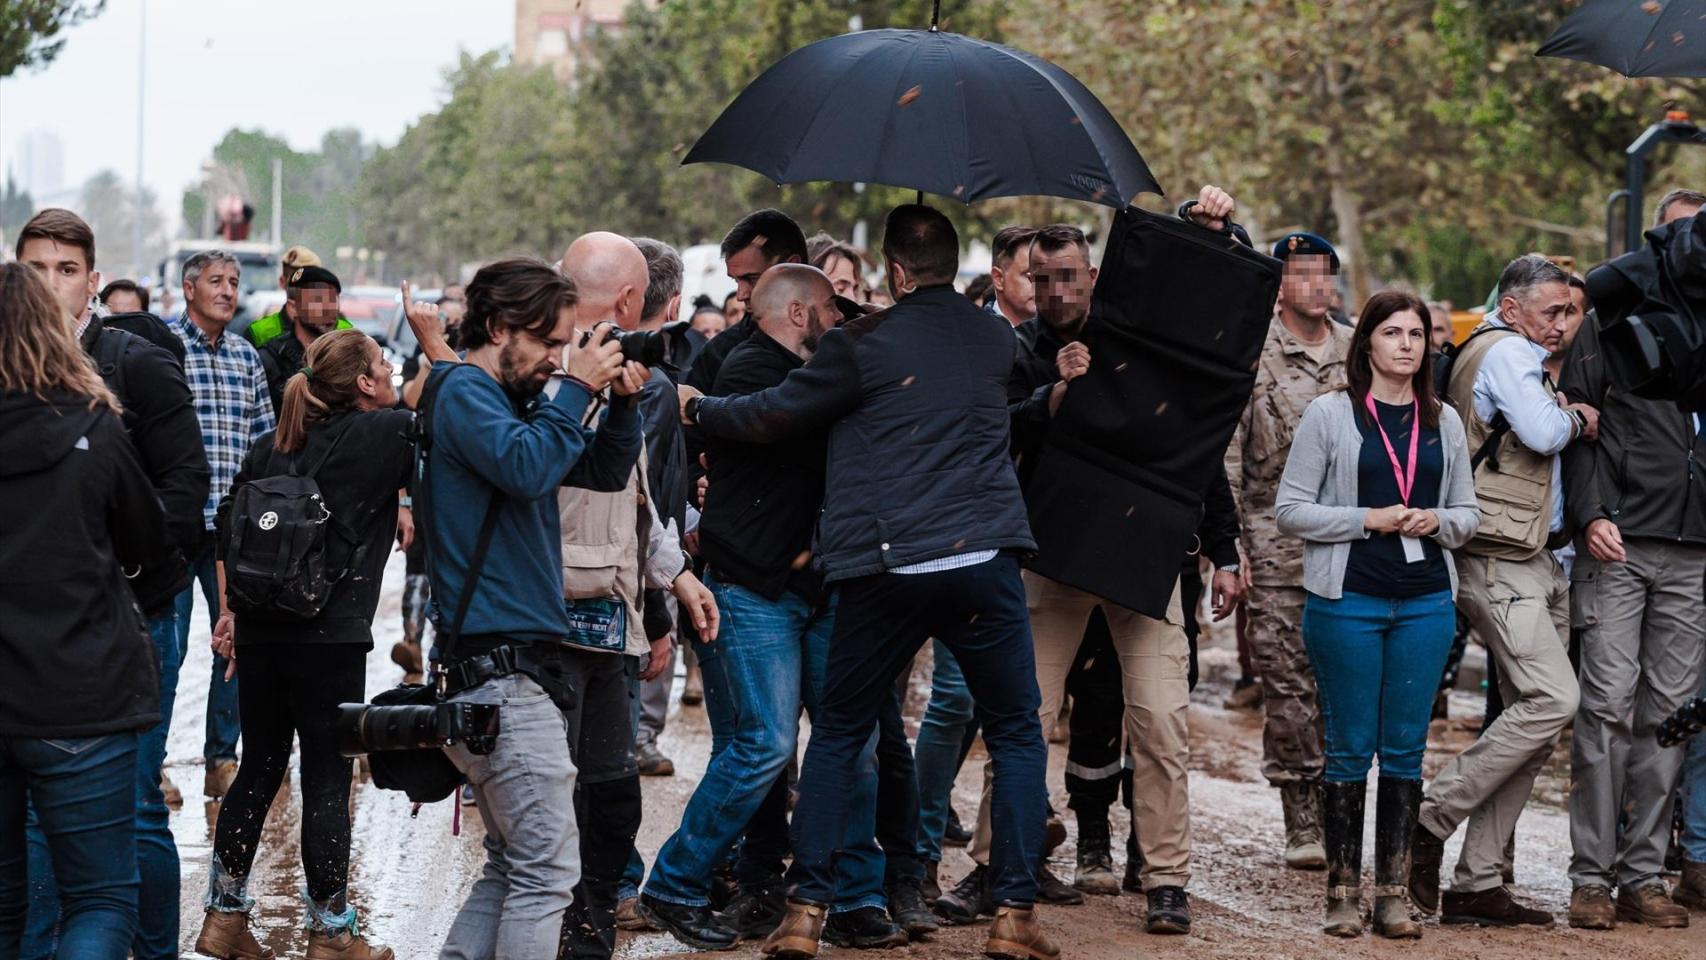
[985,905,1059,960]
[204,759,239,799]
[1675,858,1706,911]
[305,930,394,960]
[194,910,275,960]
[759,899,826,959]
[1568,885,1616,930]
[1616,882,1689,928]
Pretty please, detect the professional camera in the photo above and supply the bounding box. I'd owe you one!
[578,320,693,369]
[1591,215,1706,410]
[334,698,501,758]
[1658,696,1706,748]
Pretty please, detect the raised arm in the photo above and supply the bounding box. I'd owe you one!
[436,369,599,501]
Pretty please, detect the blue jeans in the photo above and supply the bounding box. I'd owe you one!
[787,555,1046,907]
[913,639,975,863]
[1683,667,1706,862]
[1,733,142,959]
[24,612,182,960]
[646,577,886,912]
[1303,589,1456,783]
[175,545,240,767]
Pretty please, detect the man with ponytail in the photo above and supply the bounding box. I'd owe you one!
[198,329,410,960]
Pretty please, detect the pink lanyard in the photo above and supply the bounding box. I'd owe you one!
[1365,393,1419,506]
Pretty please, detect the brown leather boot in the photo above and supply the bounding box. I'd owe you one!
[759,899,826,959]
[194,910,275,960]
[1568,885,1616,930]
[305,930,395,960]
[1616,882,1690,928]
[985,905,1059,960]
[1675,858,1706,911]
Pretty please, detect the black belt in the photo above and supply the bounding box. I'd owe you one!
[440,645,524,696]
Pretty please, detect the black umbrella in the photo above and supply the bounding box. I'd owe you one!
[1537,0,1706,78]
[682,26,1161,208]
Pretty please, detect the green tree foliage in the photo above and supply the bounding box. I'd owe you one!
[0,0,104,77]
[183,127,374,260]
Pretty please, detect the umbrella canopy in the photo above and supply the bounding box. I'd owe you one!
[683,28,1161,209]
[1538,0,1706,78]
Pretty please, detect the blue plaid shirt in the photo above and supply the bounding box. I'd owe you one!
[172,316,276,531]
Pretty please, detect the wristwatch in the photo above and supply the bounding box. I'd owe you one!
[1217,562,1241,575]
[684,395,705,424]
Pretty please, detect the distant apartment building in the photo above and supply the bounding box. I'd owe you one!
[515,0,662,83]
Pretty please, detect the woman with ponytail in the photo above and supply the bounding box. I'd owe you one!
[197,329,412,960]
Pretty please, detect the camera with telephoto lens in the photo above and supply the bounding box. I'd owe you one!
[1657,696,1706,748]
[334,699,501,758]
[579,324,669,368]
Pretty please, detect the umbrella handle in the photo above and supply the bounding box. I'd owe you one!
[930,1,940,31]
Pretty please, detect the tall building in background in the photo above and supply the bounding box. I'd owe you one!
[14,130,66,200]
[515,0,661,83]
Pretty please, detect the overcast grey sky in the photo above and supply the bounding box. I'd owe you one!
[0,0,514,229]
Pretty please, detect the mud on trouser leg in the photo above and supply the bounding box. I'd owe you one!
[561,776,641,960]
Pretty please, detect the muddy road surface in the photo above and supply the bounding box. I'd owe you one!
[165,552,1700,958]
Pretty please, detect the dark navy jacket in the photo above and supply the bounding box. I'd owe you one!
[694,284,1035,581]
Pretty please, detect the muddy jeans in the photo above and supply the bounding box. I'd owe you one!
[440,673,580,960]
[1421,552,1578,893]
[970,573,1191,891]
[1567,539,1706,891]
[1244,584,1324,785]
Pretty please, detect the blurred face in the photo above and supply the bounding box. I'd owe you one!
[992,245,1036,321]
[691,311,726,339]
[1429,308,1452,352]
[104,288,144,314]
[1279,255,1335,322]
[1029,241,1096,333]
[822,252,862,301]
[1367,309,1428,382]
[1501,281,1576,354]
[19,237,98,323]
[184,260,241,328]
[291,286,342,337]
[495,305,576,396]
[726,241,778,308]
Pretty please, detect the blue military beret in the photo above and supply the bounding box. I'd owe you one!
[1272,232,1340,273]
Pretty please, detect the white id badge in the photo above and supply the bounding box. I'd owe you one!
[1401,535,1426,564]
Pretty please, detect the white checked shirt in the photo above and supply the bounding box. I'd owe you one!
[172,316,276,531]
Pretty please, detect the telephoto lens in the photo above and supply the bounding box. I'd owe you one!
[334,701,502,758]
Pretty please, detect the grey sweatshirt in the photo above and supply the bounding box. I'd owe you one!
[1274,389,1480,599]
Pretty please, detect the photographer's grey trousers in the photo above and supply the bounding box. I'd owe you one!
[440,673,580,960]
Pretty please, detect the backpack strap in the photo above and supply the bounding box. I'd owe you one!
[91,326,132,409]
[438,494,503,665]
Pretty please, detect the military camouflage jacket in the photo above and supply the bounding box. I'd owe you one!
[1226,317,1350,585]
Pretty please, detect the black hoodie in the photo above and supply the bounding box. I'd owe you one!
[0,390,166,737]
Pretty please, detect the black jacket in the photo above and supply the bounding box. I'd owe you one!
[1008,316,1242,573]
[1562,303,1706,547]
[257,326,308,414]
[698,330,828,602]
[696,285,1035,581]
[217,409,416,648]
[638,366,688,532]
[80,316,211,613]
[0,390,165,737]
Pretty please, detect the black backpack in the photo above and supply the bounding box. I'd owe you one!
[222,423,356,620]
[1434,324,1515,472]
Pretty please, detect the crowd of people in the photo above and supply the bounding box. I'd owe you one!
[0,185,1703,960]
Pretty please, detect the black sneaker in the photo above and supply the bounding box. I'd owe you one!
[933,865,991,925]
[1441,886,1554,927]
[1036,864,1084,906]
[635,893,739,950]
[823,906,910,948]
[1145,886,1190,935]
[725,884,786,939]
[886,880,939,939]
[944,808,972,847]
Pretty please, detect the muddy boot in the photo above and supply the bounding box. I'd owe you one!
[194,911,275,960]
[1569,885,1616,930]
[985,904,1058,960]
[389,639,423,684]
[306,930,394,960]
[681,663,704,705]
[205,758,239,799]
[886,876,939,939]
[1675,858,1706,910]
[1615,882,1689,928]
[1408,821,1445,915]
[934,865,991,925]
[161,772,184,807]
[760,899,827,959]
[1072,807,1119,896]
[922,860,942,903]
[1280,780,1327,870]
[1371,778,1421,939]
[1321,780,1365,938]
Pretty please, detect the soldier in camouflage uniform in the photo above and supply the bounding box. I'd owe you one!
[1225,233,1350,870]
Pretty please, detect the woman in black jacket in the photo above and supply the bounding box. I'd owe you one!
[0,262,167,957]
[195,329,411,960]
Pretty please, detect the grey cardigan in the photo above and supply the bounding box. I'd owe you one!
[1274,390,1480,599]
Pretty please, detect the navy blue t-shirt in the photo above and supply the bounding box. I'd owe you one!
[1342,398,1451,599]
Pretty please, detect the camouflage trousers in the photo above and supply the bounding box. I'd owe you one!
[1245,584,1324,785]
